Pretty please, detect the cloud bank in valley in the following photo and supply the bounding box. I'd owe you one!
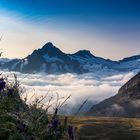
[1,71,136,114]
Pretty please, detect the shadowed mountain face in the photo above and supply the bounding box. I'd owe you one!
[1,43,84,74]
[0,42,140,74]
[86,71,140,117]
[19,42,84,74]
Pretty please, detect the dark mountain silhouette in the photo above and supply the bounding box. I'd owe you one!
[119,54,140,63]
[1,42,83,74]
[73,50,95,58]
[0,42,140,74]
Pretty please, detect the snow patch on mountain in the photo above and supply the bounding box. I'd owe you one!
[0,58,11,62]
[43,54,64,63]
[115,59,140,71]
[0,42,140,74]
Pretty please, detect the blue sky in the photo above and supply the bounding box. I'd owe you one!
[0,0,140,59]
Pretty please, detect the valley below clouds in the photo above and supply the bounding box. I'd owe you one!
[1,70,137,114]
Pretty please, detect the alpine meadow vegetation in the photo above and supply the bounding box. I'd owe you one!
[0,74,76,140]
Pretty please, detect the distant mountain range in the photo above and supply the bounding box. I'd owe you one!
[0,42,140,74]
[86,71,140,118]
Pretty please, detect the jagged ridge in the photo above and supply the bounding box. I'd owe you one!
[0,42,140,74]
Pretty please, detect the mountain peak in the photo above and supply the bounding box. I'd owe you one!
[74,50,94,57]
[42,42,56,49]
[40,42,64,56]
[27,42,62,59]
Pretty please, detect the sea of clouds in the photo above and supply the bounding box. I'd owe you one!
[1,70,137,115]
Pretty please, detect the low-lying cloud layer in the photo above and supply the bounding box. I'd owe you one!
[1,71,136,114]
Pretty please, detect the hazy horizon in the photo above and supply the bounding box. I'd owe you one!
[0,41,140,61]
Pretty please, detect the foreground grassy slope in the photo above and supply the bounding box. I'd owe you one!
[71,116,140,140]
